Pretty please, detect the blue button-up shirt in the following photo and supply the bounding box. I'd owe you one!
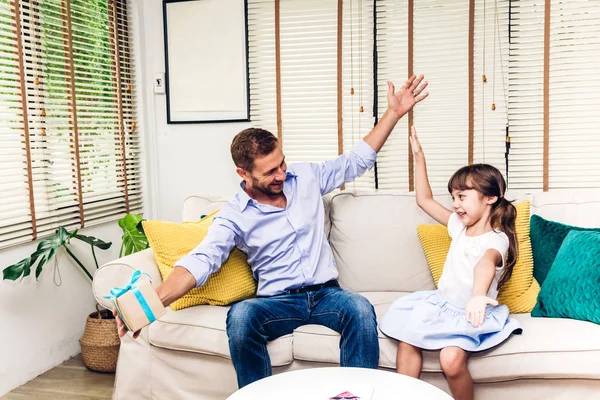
[176,140,377,296]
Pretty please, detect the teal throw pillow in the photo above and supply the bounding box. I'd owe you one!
[530,214,600,285]
[531,230,600,324]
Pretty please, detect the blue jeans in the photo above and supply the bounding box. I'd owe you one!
[226,286,379,388]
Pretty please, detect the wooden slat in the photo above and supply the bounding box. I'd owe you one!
[468,0,475,165]
[275,0,282,144]
[337,0,343,156]
[12,0,37,240]
[407,0,414,191]
[109,0,129,212]
[62,0,84,227]
[543,0,550,191]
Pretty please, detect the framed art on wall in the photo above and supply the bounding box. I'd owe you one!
[163,0,249,123]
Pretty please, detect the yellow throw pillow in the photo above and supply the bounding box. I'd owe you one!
[142,210,257,311]
[416,200,540,313]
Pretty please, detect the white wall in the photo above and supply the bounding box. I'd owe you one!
[0,223,122,396]
[140,0,250,223]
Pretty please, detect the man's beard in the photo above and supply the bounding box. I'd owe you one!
[252,176,283,197]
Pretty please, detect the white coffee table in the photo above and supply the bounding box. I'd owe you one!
[227,367,453,400]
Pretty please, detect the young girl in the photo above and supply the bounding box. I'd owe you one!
[379,126,522,400]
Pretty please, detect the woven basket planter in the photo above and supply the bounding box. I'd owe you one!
[80,305,120,373]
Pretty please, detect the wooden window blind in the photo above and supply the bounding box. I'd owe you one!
[249,1,600,192]
[376,0,471,192]
[342,0,375,191]
[506,0,546,190]
[508,0,600,190]
[0,0,140,248]
[547,1,600,189]
[374,0,409,190]
[472,0,510,176]
[248,0,376,190]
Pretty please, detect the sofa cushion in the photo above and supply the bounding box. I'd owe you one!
[182,195,229,222]
[532,230,600,324]
[293,292,600,381]
[292,291,407,366]
[143,211,257,311]
[329,192,447,292]
[530,190,600,227]
[530,214,600,286]
[148,305,293,367]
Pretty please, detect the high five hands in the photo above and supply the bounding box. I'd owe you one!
[387,75,429,118]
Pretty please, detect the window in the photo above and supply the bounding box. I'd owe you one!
[247,0,507,192]
[0,0,140,248]
[508,0,600,190]
[248,0,600,192]
[247,0,375,190]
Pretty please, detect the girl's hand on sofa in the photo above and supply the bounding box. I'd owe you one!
[113,308,141,339]
[465,295,498,328]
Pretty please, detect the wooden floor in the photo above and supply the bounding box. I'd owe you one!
[2,354,114,400]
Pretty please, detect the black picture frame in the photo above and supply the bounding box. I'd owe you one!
[163,0,250,124]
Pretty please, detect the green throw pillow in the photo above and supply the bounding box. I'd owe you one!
[531,230,600,324]
[530,214,600,285]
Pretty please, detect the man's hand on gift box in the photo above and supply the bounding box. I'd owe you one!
[111,267,195,339]
[113,308,141,339]
[111,267,196,340]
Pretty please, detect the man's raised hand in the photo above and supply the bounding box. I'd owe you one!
[387,75,429,118]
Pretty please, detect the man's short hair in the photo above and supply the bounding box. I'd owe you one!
[230,128,278,172]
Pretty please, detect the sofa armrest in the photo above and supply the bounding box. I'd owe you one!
[93,248,163,309]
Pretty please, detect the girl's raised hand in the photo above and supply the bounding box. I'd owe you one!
[409,125,423,157]
[465,295,499,328]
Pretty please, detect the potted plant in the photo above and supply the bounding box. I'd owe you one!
[3,215,149,372]
[79,214,149,372]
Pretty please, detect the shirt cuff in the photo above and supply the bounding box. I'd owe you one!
[354,140,377,167]
[175,254,211,288]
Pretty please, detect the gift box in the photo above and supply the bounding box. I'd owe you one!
[106,270,166,332]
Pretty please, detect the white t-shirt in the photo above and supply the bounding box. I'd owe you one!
[437,212,510,307]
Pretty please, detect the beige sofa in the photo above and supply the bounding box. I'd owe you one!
[93,191,600,399]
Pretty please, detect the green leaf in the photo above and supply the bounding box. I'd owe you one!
[118,214,149,257]
[3,228,74,281]
[74,234,112,250]
[3,254,35,281]
[35,247,57,279]
[136,220,145,235]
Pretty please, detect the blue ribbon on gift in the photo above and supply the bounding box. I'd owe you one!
[104,270,157,324]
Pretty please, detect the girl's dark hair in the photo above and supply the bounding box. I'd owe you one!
[447,164,518,290]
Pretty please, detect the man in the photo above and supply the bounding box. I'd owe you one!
[116,75,428,388]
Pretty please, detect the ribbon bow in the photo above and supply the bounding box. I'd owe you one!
[105,270,149,299]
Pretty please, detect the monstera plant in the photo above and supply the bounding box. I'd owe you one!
[117,213,149,257]
[4,213,149,282]
[3,227,112,281]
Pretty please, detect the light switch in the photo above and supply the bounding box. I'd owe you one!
[153,73,165,94]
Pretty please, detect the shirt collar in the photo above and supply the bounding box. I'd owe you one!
[236,170,297,212]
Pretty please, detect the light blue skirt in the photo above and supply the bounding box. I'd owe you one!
[379,290,522,352]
